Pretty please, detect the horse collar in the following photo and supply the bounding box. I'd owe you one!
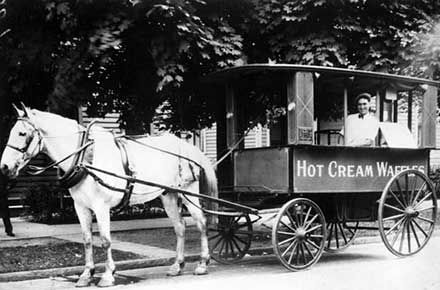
[58,122,95,188]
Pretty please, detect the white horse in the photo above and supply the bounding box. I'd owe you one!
[0,104,217,287]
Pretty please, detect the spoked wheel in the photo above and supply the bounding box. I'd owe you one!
[272,198,326,271]
[324,221,359,253]
[378,169,437,257]
[208,213,253,264]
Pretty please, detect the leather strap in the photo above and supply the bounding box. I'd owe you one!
[111,138,134,213]
[58,121,97,188]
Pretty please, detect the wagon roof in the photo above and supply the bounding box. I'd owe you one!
[204,64,440,89]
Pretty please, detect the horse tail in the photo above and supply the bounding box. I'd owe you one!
[198,151,218,200]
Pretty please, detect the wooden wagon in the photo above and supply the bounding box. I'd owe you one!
[203,64,439,270]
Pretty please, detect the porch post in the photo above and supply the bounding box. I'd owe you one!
[287,72,314,145]
[421,85,438,148]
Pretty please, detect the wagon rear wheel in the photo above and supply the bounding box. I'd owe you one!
[378,169,437,257]
[208,213,253,264]
[324,221,359,253]
[272,198,326,271]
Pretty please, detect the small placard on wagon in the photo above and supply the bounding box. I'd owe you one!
[298,127,313,144]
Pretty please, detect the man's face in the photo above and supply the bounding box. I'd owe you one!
[357,98,370,116]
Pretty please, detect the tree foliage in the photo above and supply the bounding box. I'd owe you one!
[0,0,439,138]
[254,0,439,72]
[0,0,245,133]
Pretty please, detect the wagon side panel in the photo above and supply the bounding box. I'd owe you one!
[233,147,290,193]
[292,146,429,194]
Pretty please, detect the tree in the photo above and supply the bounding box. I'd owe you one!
[0,0,245,134]
[1,0,439,139]
[403,22,440,80]
[252,0,439,72]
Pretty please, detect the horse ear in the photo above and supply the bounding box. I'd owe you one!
[20,102,31,118]
[12,103,25,117]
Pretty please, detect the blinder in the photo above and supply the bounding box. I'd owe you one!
[6,117,43,162]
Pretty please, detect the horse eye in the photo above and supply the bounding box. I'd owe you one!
[18,132,27,137]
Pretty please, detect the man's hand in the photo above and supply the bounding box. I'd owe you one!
[359,138,374,147]
[347,138,374,147]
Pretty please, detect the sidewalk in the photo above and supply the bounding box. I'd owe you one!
[0,216,196,255]
[0,216,194,241]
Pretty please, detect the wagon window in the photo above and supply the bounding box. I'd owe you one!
[313,75,428,148]
[236,73,287,148]
[313,75,345,146]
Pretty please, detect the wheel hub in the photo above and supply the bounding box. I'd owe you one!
[223,228,234,237]
[405,207,419,218]
[296,227,307,240]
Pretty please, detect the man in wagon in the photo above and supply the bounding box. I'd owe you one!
[343,93,379,147]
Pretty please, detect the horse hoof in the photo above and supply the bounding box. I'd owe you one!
[193,264,208,276]
[166,263,183,277]
[75,277,92,288]
[97,277,115,288]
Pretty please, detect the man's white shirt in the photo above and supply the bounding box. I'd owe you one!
[344,113,379,146]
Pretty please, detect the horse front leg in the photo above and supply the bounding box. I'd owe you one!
[161,193,186,276]
[94,206,115,287]
[74,202,95,287]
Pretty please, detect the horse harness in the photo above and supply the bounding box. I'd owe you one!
[60,122,135,213]
[25,120,201,213]
[24,120,135,213]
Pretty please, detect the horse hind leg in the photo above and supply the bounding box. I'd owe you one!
[161,193,186,276]
[181,183,210,275]
[74,202,95,287]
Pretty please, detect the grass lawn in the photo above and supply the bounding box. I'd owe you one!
[0,238,144,274]
[112,226,279,255]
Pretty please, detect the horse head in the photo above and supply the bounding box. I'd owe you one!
[0,103,43,178]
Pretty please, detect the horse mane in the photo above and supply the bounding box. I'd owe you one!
[30,109,80,134]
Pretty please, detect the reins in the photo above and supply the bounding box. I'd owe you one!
[9,115,261,215]
[26,141,94,175]
[212,125,253,169]
[121,135,204,169]
[25,120,95,176]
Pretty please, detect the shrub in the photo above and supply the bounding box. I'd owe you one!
[24,184,76,224]
[24,184,168,224]
[430,167,440,196]
[111,200,167,220]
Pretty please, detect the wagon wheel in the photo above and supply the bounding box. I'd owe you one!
[272,198,326,271]
[324,221,359,253]
[378,169,437,257]
[208,213,253,264]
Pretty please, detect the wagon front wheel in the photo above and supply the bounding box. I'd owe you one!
[272,198,326,271]
[378,169,437,257]
[208,214,253,264]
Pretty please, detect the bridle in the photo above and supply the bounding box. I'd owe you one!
[5,117,95,177]
[6,117,44,163]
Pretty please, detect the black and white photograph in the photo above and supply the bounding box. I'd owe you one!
[0,1,440,289]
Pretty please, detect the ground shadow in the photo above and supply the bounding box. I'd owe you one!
[319,252,385,263]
